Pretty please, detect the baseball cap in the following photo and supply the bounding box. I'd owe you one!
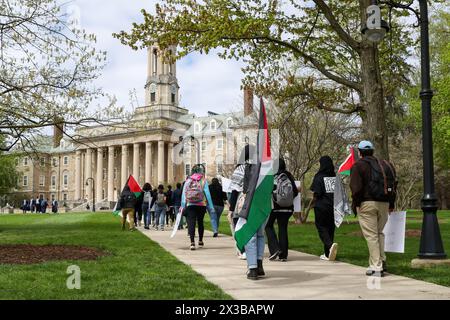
[358,140,374,150]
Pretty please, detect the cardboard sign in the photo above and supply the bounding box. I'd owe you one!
[383,211,406,253]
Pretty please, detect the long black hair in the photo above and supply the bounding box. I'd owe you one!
[317,156,336,177]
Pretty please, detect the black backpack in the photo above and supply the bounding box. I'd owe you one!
[362,157,397,202]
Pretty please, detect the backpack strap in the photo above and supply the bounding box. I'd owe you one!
[375,157,388,195]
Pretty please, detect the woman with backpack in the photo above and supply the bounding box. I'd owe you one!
[142,183,153,230]
[310,156,338,261]
[154,185,167,231]
[265,157,299,261]
[181,164,215,250]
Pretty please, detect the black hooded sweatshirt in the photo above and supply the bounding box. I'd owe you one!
[310,156,336,211]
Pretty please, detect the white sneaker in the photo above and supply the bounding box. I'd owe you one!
[239,252,247,260]
[320,254,329,261]
[328,243,338,261]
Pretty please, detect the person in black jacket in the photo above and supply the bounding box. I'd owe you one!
[265,158,299,261]
[208,178,228,237]
[142,183,153,229]
[120,185,137,231]
[310,156,338,261]
[171,183,183,229]
[134,191,144,227]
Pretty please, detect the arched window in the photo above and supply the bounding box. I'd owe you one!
[210,119,216,131]
[152,48,158,75]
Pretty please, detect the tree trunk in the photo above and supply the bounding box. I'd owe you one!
[359,1,389,160]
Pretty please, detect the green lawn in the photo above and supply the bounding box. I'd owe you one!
[208,210,450,287]
[0,212,231,300]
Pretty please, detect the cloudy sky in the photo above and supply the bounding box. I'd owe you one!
[65,0,246,116]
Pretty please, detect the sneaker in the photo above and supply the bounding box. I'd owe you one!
[320,254,329,261]
[190,243,196,250]
[328,243,338,261]
[239,252,247,260]
[279,258,287,262]
[373,270,384,277]
[198,241,204,247]
[213,233,218,238]
[144,226,149,230]
[247,268,258,280]
[269,250,281,261]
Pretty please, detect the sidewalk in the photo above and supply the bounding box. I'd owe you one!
[138,226,450,300]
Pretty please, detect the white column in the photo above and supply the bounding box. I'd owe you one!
[133,143,140,180]
[75,150,82,200]
[158,141,165,184]
[168,142,174,184]
[145,142,152,184]
[121,145,128,188]
[107,146,114,201]
[85,148,92,201]
[96,148,103,201]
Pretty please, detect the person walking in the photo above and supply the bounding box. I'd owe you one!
[171,183,183,229]
[41,198,48,214]
[142,183,153,229]
[208,178,228,237]
[35,196,41,213]
[134,191,144,227]
[310,156,338,261]
[154,185,167,231]
[181,164,215,250]
[165,185,174,227]
[265,158,298,261]
[30,197,35,213]
[51,199,58,214]
[119,185,137,231]
[150,188,157,228]
[22,199,27,214]
[350,141,397,277]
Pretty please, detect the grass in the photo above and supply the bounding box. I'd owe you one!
[0,212,231,300]
[207,210,450,287]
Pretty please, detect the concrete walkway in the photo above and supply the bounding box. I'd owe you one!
[138,226,450,300]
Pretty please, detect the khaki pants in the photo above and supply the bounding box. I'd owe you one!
[358,201,389,271]
[122,208,135,230]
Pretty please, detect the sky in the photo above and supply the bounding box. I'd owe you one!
[64,0,247,116]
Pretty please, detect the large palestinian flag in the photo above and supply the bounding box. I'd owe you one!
[234,98,274,252]
[113,175,142,216]
[337,147,359,176]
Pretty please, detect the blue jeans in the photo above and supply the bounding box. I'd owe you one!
[155,205,166,229]
[142,203,150,227]
[209,205,224,233]
[245,220,267,269]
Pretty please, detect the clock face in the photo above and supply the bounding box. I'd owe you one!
[149,83,157,93]
[170,84,177,94]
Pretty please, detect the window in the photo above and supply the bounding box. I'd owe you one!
[201,141,207,151]
[217,138,223,150]
[23,175,28,186]
[63,174,68,187]
[217,163,223,175]
[114,168,117,180]
[194,122,200,133]
[210,120,216,131]
[63,194,68,201]
[103,168,107,181]
[102,189,105,200]
[52,158,57,167]
[23,157,28,166]
[151,92,156,103]
[171,93,175,104]
[63,156,68,165]
[152,48,158,75]
[114,149,119,158]
[185,164,191,176]
[39,175,45,187]
[227,118,233,128]
[51,175,56,188]
[40,157,45,166]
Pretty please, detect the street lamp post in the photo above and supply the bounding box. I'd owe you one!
[362,0,446,259]
[85,177,95,212]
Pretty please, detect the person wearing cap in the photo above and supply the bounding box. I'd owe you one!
[350,140,396,277]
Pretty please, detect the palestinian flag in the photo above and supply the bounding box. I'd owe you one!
[234,98,274,252]
[113,175,142,216]
[338,147,359,176]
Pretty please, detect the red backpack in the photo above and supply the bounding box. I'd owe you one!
[185,175,204,203]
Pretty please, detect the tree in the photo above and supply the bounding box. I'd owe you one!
[0,0,122,152]
[114,0,422,159]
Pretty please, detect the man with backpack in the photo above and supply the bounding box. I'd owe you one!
[350,140,397,277]
[154,185,167,231]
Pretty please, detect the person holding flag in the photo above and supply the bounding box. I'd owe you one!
[234,98,274,280]
[113,175,143,231]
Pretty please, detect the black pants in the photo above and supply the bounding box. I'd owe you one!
[265,211,293,259]
[314,207,335,257]
[186,206,206,243]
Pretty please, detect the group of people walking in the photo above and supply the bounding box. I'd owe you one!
[119,140,397,280]
[20,197,58,214]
